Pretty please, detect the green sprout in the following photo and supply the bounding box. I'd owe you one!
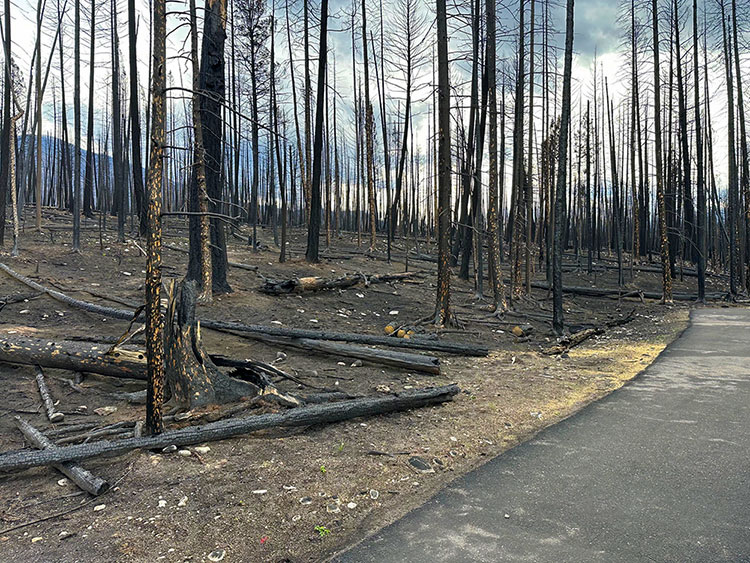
[315,525,331,537]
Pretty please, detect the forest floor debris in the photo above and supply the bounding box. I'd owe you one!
[0,220,718,561]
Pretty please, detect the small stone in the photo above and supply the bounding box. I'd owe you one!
[408,456,434,474]
[347,502,357,510]
[309,319,319,323]
[158,500,167,508]
[195,446,211,454]
[300,497,313,505]
[351,360,363,368]
[177,496,188,507]
[450,436,458,442]
[275,351,287,362]
[59,531,72,540]
[326,503,341,514]
[177,449,192,457]
[162,445,177,453]
[369,489,379,500]
[31,537,43,543]
[512,326,525,337]
[19,309,29,314]
[389,310,399,315]
[337,361,346,366]
[292,515,301,522]
[282,485,297,491]
[252,489,268,495]
[93,406,117,416]
[122,271,132,276]
[375,385,391,393]
[504,513,510,519]
[93,504,106,512]
[57,478,69,487]
[207,549,226,562]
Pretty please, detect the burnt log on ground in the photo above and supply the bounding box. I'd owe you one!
[0,263,488,356]
[0,334,148,379]
[236,333,441,375]
[35,366,64,422]
[15,417,109,495]
[530,281,726,301]
[0,385,460,472]
[259,272,416,295]
[0,291,42,310]
[543,310,637,355]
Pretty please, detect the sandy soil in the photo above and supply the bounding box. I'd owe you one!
[0,212,712,562]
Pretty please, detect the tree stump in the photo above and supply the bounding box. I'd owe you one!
[164,280,260,409]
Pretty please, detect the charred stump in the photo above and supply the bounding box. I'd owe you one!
[164,280,260,409]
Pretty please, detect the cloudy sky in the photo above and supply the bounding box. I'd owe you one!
[0,0,737,192]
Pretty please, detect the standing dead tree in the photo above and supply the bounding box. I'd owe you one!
[144,0,166,435]
[552,0,575,335]
[305,0,329,262]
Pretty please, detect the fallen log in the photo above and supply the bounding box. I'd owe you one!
[0,385,459,472]
[543,310,636,355]
[237,333,441,375]
[0,263,488,356]
[0,291,42,310]
[292,338,440,375]
[0,334,147,379]
[35,365,64,422]
[15,417,109,495]
[530,281,726,301]
[259,272,416,295]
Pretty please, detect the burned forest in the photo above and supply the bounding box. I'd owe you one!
[0,0,747,560]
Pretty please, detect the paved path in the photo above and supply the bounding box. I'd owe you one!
[335,308,750,562]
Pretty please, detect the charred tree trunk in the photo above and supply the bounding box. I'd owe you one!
[164,281,259,409]
[652,0,673,301]
[552,0,574,336]
[199,0,231,293]
[128,0,148,235]
[145,0,167,434]
[305,0,329,263]
[434,0,453,326]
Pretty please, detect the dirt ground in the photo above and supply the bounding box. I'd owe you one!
[0,211,718,562]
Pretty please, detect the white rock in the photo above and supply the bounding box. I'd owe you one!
[389,310,399,315]
[93,504,106,512]
[207,549,226,562]
[178,496,188,507]
[177,449,192,457]
[347,502,357,510]
[252,489,268,495]
[57,478,69,487]
[31,537,43,543]
[158,500,167,508]
[194,446,211,454]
